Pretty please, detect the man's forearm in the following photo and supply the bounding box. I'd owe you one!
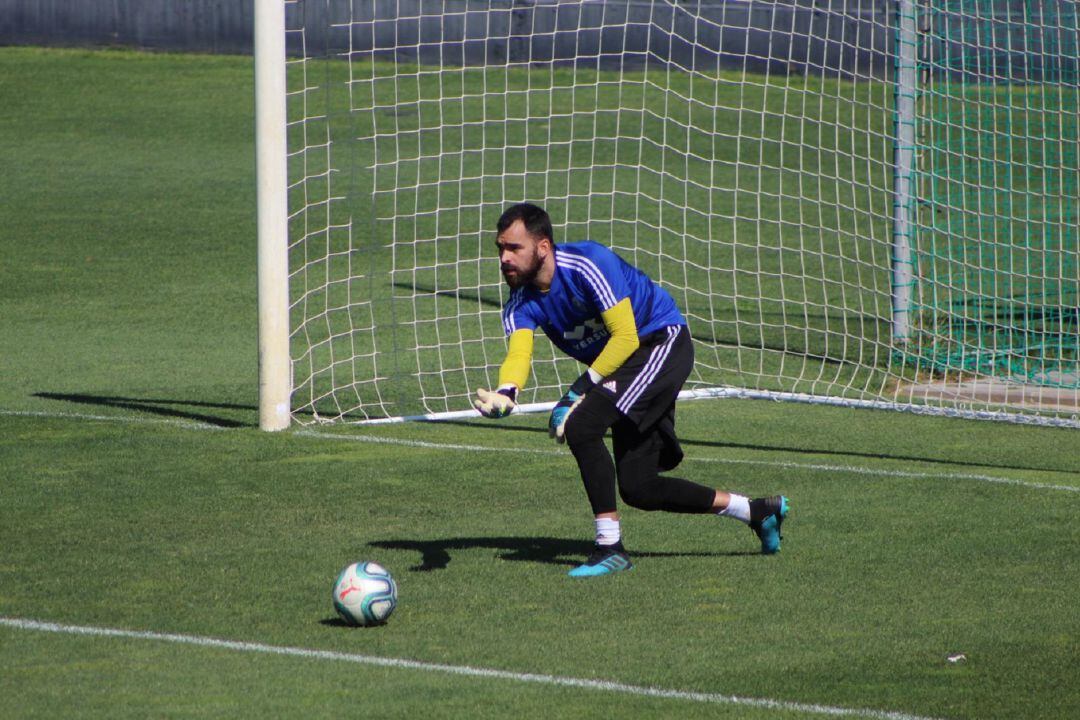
[589,297,640,379]
[498,328,534,389]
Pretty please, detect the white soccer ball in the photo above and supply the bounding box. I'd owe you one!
[332,561,398,626]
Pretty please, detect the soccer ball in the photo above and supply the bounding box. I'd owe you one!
[332,561,398,626]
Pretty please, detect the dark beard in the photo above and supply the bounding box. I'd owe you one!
[503,253,544,289]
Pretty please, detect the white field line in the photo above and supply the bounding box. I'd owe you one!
[3,408,1075,494]
[297,429,1080,494]
[0,408,224,431]
[0,617,942,720]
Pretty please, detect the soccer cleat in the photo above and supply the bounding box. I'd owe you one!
[568,542,633,578]
[749,495,789,554]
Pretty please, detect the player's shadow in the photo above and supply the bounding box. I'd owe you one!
[369,536,751,572]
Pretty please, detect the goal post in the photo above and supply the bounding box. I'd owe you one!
[892,0,918,345]
[257,0,1079,429]
[255,0,291,432]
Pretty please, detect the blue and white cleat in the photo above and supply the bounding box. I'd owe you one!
[568,542,633,578]
[749,496,789,554]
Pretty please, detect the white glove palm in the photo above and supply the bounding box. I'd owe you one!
[473,385,517,418]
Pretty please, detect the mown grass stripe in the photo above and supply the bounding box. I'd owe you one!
[2,408,1074,493]
[296,429,1080,494]
[0,617,942,720]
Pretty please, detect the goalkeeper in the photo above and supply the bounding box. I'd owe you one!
[474,203,789,577]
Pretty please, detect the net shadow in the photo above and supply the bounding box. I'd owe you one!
[431,419,1078,476]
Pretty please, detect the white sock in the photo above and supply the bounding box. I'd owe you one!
[595,517,621,546]
[717,494,751,524]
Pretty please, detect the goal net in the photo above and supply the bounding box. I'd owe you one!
[263,0,1079,427]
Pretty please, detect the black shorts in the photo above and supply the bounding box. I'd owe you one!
[592,324,692,427]
[590,324,692,470]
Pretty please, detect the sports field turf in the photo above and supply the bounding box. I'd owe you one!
[1,47,1078,719]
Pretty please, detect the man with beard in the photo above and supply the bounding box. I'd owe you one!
[474,203,789,577]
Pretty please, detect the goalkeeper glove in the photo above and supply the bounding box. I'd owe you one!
[548,372,597,443]
[473,385,518,418]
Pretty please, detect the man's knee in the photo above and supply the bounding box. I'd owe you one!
[618,480,662,511]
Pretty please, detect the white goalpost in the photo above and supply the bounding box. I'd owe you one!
[255,0,292,431]
[257,0,1079,430]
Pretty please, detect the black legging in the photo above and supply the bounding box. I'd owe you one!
[563,392,715,515]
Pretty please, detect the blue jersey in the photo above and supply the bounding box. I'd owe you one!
[501,241,685,365]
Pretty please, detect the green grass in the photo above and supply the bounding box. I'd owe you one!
[1,47,1079,719]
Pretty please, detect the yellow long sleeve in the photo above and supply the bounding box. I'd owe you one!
[590,297,640,378]
[497,328,534,389]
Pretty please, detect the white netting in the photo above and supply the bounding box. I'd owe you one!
[280,0,1078,426]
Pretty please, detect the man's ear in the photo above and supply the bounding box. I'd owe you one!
[537,236,554,259]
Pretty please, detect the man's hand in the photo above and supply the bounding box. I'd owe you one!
[548,390,584,443]
[473,385,518,418]
[548,371,598,443]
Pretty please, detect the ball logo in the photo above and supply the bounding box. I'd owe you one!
[337,579,360,601]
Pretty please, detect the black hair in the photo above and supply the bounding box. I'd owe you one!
[496,203,555,246]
